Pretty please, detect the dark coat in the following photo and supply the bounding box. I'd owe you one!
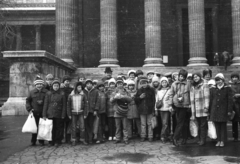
[83,87,99,115]
[209,84,233,122]
[26,88,48,116]
[61,86,73,101]
[229,81,240,121]
[98,90,107,114]
[43,90,66,119]
[135,86,155,115]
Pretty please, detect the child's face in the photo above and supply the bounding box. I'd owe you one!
[141,81,148,88]
[216,79,224,86]
[137,74,143,78]
[98,86,104,91]
[161,81,168,88]
[86,82,93,90]
[179,75,185,82]
[53,83,60,91]
[193,75,200,83]
[79,78,85,82]
[129,74,135,80]
[232,76,239,83]
[35,83,43,90]
[105,72,112,78]
[46,79,53,85]
[128,85,134,90]
[109,83,116,89]
[153,81,159,87]
[147,73,154,80]
[117,82,124,88]
[64,80,70,87]
[204,74,211,81]
[77,85,82,92]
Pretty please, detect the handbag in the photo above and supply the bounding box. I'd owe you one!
[189,120,198,137]
[37,118,53,141]
[156,89,169,109]
[207,121,217,139]
[22,112,38,134]
[151,116,158,129]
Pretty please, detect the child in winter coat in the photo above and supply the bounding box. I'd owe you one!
[26,76,48,146]
[106,78,117,141]
[135,76,156,142]
[96,82,107,143]
[127,80,141,139]
[155,77,172,143]
[43,78,66,146]
[67,82,88,146]
[209,73,233,147]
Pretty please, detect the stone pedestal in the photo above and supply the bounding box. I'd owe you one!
[231,0,240,66]
[99,0,119,68]
[187,0,208,66]
[143,0,164,67]
[0,51,76,115]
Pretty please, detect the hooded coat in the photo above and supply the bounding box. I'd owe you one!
[229,80,240,121]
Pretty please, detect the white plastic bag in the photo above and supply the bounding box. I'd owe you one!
[37,118,53,141]
[208,121,217,139]
[189,120,198,137]
[22,112,37,133]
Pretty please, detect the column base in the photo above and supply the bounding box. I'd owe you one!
[98,58,120,68]
[187,57,209,67]
[0,97,28,116]
[61,58,74,65]
[143,58,165,67]
[231,56,240,66]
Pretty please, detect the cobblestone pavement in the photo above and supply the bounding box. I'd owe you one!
[2,139,240,164]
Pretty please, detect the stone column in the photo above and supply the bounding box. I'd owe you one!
[231,0,240,65]
[99,0,119,68]
[187,0,208,66]
[56,0,79,65]
[143,0,164,67]
[35,25,41,50]
[16,26,22,51]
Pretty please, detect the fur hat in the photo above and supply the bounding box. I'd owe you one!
[34,76,44,85]
[62,75,71,83]
[178,69,188,79]
[127,70,136,77]
[202,69,212,78]
[136,70,144,76]
[85,79,93,84]
[45,74,54,80]
[215,73,225,81]
[231,72,240,79]
[52,78,60,86]
[139,76,148,84]
[127,80,135,86]
[104,67,113,73]
[108,78,116,86]
[160,77,169,84]
[152,76,160,83]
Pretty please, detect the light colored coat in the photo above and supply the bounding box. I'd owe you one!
[155,87,171,111]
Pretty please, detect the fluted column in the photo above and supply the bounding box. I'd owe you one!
[99,0,119,68]
[231,0,240,66]
[187,0,208,66]
[56,0,79,65]
[16,26,22,51]
[35,25,41,50]
[143,0,164,67]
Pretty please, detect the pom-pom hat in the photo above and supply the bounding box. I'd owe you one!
[34,76,44,85]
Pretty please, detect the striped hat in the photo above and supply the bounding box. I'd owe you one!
[34,76,44,85]
[52,78,60,86]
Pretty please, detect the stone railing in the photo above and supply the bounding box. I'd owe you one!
[0,50,76,115]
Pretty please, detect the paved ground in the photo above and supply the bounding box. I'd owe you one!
[0,116,240,164]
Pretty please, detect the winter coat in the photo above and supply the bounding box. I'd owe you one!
[168,80,191,108]
[106,88,116,117]
[43,90,66,118]
[110,88,132,118]
[229,81,240,121]
[209,84,233,122]
[67,90,87,116]
[61,86,73,101]
[83,87,99,116]
[190,81,210,118]
[98,90,107,114]
[155,87,171,112]
[127,89,139,119]
[26,88,48,116]
[135,85,155,115]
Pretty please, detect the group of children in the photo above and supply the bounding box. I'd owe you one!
[26,67,240,148]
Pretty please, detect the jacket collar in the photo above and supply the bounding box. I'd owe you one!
[176,80,187,85]
[85,87,95,93]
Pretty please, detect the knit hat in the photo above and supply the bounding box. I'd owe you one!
[192,72,202,79]
[139,76,148,84]
[104,67,113,73]
[172,72,178,79]
[52,78,60,86]
[127,80,135,86]
[97,82,105,88]
[85,79,93,84]
[108,78,116,86]
[147,71,154,76]
[231,72,240,79]
[116,77,124,84]
[202,69,212,78]
[62,75,71,83]
[178,69,188,79]
[160,77,169,84]
[46,74,54,80]
[215,73,225,81]
[93,80,98,85]
[208,79,216,86]
[152,76,160,83]
[34,76,44,85]
[136,70,144,76]
[127,70,136,77]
